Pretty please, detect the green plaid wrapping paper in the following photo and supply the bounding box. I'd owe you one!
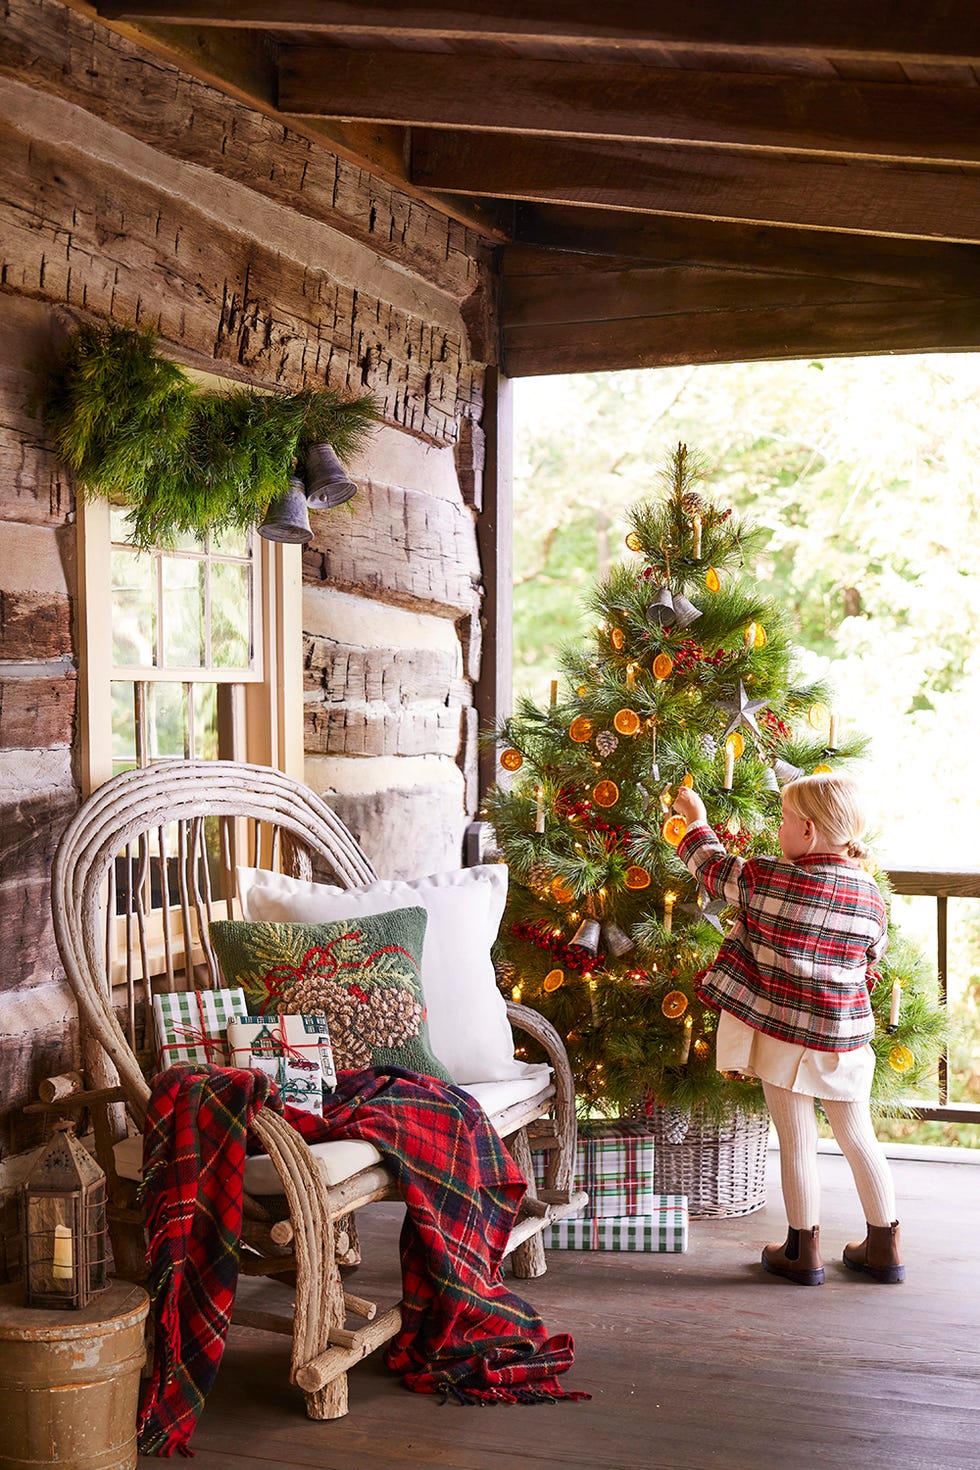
[542,1197,688,1253]
[152,987,248,1068]
[533,1120,656,1219]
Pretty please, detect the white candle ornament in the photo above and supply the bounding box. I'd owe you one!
[679,1014,693,1064]
[828,711,839,748]
[663,890,676,934]
[724,738,736,790]
[889,977,902,1029]
[535,787,545,834]
[549,679,558,710]
[692,515,702,559]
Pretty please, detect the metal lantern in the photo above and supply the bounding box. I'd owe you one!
[258,477,313,544]
[304,442,358,509]
[22,1120,108,1310]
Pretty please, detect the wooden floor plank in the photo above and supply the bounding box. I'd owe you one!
[168,1149,980,1470]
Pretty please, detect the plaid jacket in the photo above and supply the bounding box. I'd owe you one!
[677,822,888,1052]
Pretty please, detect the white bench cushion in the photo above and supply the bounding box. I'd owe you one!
[113,1073,554,1196]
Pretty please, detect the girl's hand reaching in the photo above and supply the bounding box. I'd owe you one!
[672,785,707,827]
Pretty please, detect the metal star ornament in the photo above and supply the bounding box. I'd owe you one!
[719,680,768,739]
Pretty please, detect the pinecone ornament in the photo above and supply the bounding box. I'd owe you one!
[595,729,619,758]
[700,733,718,759]
[660,1105,691,1145]
[527,859,552,891]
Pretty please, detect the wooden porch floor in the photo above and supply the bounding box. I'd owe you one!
[170,1148,980,1470]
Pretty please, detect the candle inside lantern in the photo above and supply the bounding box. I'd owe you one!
[724,736,736,790]
[828,710,839,748]
[535,786,545,834]
[692,514,702,559]
[52,1222,73,1280]
[679,1014,693,1064]
[549,678,558,710]
[889,977,902,1029]
[663,890,677,934]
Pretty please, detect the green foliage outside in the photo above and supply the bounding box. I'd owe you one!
[512,357,980,1146]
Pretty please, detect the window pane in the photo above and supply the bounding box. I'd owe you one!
[211,526,249,558]
[148,682,188,760]
[111,548,157,667]
[192,684,219,760]
[162,558,205,668]
[210,560,252,668]
[110,681,137,774]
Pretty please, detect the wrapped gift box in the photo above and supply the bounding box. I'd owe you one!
[153,987,248,1069]
[533,1119,656,1219]
[542,1196,688,1253]
[227,1012,336,1115]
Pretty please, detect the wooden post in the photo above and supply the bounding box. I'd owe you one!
[474,368,514,805]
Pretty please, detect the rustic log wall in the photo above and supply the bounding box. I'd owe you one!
[0,0,499,1189]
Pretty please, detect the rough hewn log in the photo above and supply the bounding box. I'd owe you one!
[0,875,61,991]
[0,672,76,750]
[314,778,467,881]
[0,593,73,662]
[304,479,481,615]
[0,100,481,442]
[0,298,73,525]
[0,1014,81,1157]
[453,415,486,512]
[0,0,494,304]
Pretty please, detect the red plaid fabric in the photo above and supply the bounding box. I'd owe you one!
[138,1064,587,1456]
[678,822,888,1051]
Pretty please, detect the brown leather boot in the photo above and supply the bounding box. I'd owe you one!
[843,1221,905,1283]
[761,1226,824,1285]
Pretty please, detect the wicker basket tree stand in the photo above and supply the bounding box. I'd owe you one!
[646,1103,771,1219]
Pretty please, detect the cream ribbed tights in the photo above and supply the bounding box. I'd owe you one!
[762,1081,896,1230]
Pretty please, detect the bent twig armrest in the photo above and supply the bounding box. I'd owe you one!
[505,1001,578,1198]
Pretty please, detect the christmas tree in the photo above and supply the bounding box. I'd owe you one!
[485,444,945,1124]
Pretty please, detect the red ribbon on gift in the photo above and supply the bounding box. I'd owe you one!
[228,1017,324,1072]
[157,991,233,1064]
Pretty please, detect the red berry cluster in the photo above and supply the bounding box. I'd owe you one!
[509,921,607,974]
[669,640,732,674]
[719,826,752,854]
[761,710,791,740]
[556,790,632,851]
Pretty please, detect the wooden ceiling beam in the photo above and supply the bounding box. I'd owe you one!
[503,297,980,376]
[92,3,980,66]
[411,131,980,245]
[280,48,980,167]
[511,207,980,297]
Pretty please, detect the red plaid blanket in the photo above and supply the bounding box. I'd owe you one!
[137,1064,586,1456]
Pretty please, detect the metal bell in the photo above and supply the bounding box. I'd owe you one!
[258,477,313,544]
[602,922,635,957]
[570,917,601,954]
[304,442,358,509]
[671,593,703,630]
[774,757,806,784]
[762,765,780,792]
[646,586,676,627]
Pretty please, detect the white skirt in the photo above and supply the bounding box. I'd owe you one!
[714,1010,875,1103]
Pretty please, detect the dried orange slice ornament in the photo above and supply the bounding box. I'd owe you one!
[568,716,594,743]
[807,702,829,729]
[550,876,574,903]
[613,708,641,736]
[812,763,833,774]
[727,731,745,759]
[743,622,767,649]
[888,1044,914,1074]
[625,532,643,552]
[499,748,523,771]
[593,779,619,808]
[681,772,694,788]
[610,627,625,651]
[705,568,721,593]
[662,815,688,846]
[624,865,651,890]
[653,652,674,681]
[661,990,689,1019]
[543,969,565,993]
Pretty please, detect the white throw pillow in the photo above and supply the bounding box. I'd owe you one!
[237,864,551,1089]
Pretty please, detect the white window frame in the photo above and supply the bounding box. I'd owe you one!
[76,497,305,795]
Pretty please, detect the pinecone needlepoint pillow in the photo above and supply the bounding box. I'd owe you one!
[209,906,452,1084]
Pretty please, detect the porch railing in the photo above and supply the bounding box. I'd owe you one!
[885,866,980,1125]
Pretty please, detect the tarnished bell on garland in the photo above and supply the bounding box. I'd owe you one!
[304,442,359,509]
[258,477,313,545]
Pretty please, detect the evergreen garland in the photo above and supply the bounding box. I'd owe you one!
[38,321,379,548]
[485,444,946,1122]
